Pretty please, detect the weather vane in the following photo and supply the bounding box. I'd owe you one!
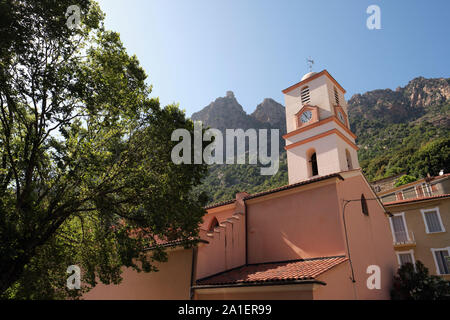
[307,57,314,73]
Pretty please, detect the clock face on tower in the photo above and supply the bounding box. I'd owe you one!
[338,111,345,124]
[300,110,312,123]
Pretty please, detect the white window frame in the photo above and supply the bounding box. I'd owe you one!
[396,249,416,267]
[430,247,450,275]
[389,212,411,242]
[421,207,445,234]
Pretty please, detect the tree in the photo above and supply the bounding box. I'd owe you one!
[409,137,450,178]
[391,261,450,300]
[0,0,207,298]
[394,175,417,187]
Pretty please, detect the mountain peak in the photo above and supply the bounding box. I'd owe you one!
[226,90,235,98]
[348,76,449,133]
[251,98,286,132]
[191,91,258,132]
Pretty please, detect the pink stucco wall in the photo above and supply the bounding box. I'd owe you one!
[194,285,315,300]
[246,179,346,263]
[84,248,193,300]
[334,172,397,299]
[196,194,247,279]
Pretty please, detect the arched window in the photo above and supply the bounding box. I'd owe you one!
[208,217,219,232]
[346,149,353,170]
[300,86,310,105]
[310,153,318,176]
[307,149,318,177]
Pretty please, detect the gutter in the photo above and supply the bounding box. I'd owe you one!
[143,238,209,251]
[192,279,326,291]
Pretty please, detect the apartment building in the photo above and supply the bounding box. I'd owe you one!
[373,174,450,279]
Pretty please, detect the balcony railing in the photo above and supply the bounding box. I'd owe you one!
[393,231,416,248]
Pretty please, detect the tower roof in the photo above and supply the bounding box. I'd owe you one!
[282,69,346,94]
[301,71,317,81]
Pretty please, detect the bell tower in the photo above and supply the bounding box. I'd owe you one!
[282,70,359,184]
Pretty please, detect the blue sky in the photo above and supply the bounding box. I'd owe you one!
[96,0,449,116]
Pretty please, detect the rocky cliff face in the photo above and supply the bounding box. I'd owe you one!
[191,91,261,132]
[404,77,450,108]
[348,77,450,132]
[191,91,286,138]
[251,98,286,134]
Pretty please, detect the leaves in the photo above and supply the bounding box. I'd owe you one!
[0,0,207,299]
[391,261,450,300]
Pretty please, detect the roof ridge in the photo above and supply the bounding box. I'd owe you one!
[203,173,344,210]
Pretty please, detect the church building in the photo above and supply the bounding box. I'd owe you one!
[85,70,398,300]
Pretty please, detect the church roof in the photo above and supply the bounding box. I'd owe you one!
[282,69,346,94]
[301,71,317,81]
[204,198,236,210]
[204,173,344,210]
[195,256,347,287]
[243,173,344,201]
[144,237,208,251]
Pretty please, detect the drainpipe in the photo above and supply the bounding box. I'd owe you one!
[244,200,248,265]
[189,246,198,300]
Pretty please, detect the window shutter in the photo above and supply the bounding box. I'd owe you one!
[334,87,339,105]
[434,250,450,274]
[300,87,310,105]
[399,253,413,266]
[392,215,408,242]
[424,211,443,233]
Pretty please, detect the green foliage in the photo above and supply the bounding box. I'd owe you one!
[362,127,449,181]
[194,152,288,204]
[391,261,450,300]
[0,0,207,299]
[352,104,450,181]
[394,175,417,187]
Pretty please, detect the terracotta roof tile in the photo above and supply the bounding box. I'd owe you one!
[145,237,208,250]
[384,193,450,206]
[196,256,347,286]
[204,199,236,210]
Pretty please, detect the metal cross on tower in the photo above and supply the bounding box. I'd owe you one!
[307,57,314,73]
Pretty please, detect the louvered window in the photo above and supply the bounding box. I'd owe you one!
[391,215,408,242]
[300,87,310,105]
[422,209,444,233]
[334,86,339,105]
[398,252,414,266]
[433,249,450,274]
